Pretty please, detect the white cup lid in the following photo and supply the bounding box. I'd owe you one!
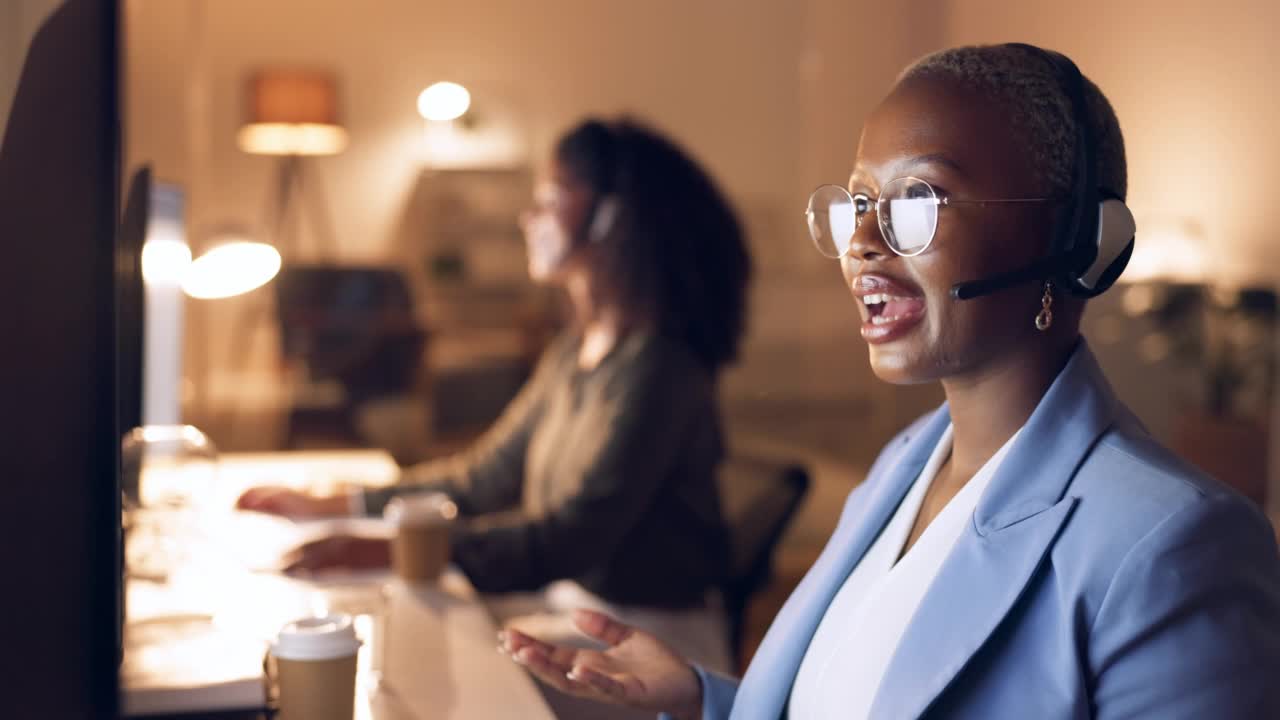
[383,492,458,527]
[270,614,362,661]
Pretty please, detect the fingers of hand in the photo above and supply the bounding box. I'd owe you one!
[282,549,316,575]
[515,648,625,704]
[500,633,628,703]
[500,628,587,669]
[572,609,633,647]
[238,486,296,514]
[498,629,551,658]
[236,487,270,510]
[282,537,338,575]
[513,646,583,695]
[567,664,627,700]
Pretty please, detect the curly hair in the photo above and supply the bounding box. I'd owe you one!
[899,44,1127,200]
[554,118,751,374]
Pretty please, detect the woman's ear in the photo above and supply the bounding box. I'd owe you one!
[588,195,620,243]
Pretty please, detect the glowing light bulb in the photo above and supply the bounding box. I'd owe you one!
[182,242,282,299]
[417,82,471,122]
[141,240,192,286]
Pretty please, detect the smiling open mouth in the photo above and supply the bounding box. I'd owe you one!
[863,293,921,325]
[852,274,927,344]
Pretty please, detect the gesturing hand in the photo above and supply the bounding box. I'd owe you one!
[236,486,350,519]
[499,609,703,720]
[280,534,391,575]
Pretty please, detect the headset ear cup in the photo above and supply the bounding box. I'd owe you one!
[1090,238,1134,295]
[588,195,620,243]
[1072,198,1136,296]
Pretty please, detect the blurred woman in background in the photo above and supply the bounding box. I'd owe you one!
[238,117,751,678]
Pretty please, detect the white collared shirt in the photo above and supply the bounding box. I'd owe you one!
[788,424,1020,719]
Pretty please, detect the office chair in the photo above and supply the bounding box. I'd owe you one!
[717,454,811,669]
[274,265,427,450]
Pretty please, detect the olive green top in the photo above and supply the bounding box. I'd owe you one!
[363,331,730,608]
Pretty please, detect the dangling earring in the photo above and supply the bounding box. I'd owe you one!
[1035,281,1054,332]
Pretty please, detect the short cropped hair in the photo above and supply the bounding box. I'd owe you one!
[900,44,1127,200]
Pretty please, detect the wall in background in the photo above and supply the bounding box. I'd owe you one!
[126,0,1280,514]
[0,0,65,141]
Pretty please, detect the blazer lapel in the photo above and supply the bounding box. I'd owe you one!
[730,408,953,720]
[869,342,1120,719]
[868,497,1078,719]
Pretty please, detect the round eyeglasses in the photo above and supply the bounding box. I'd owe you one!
[804,176,1051,260]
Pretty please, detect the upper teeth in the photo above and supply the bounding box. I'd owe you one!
[863,293,900,305]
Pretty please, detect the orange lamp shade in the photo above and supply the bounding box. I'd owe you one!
[236,70,348,156]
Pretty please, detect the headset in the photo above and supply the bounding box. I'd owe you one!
[588,194,619,243]
[570,120,623,246]
[951,43,1136,301]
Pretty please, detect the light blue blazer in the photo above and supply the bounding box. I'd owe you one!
[686,343,1280,719]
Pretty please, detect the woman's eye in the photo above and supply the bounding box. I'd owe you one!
[906,184,935,200]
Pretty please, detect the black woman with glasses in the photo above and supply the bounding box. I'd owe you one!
[499,44,1280,720]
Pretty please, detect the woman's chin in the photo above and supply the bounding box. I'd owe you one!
[867,345,934,385]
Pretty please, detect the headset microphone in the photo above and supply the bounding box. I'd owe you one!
[951,252,1078,300]
[951,198,1134,300]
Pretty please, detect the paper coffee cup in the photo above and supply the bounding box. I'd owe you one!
[269,614,362,720]
[384,493,457,583]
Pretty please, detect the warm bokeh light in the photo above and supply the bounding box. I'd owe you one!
[182,242,282,299]
[129,424,216,450]
[1122,218,1207,284]
[236,122,348,156]
[417,81,471,122]
[141,240,192,287]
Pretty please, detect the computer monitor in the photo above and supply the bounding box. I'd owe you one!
[0,1,122,716]
[121,167,190,431]
[119,167,149,444]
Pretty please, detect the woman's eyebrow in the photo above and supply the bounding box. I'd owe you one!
[848,153,966,189]
[905,152,965,175]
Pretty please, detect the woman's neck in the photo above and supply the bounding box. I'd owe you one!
[579,318,622,370]
[565,268,633,370]
[940,336,1078,479]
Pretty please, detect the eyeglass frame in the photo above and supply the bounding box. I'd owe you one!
[805,176,1056,259]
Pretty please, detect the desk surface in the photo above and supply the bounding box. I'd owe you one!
[122,450,553,720]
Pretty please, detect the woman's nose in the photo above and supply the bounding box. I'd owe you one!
[846,210,889,262]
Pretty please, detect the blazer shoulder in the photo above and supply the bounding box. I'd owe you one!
[1079,423,1244,517]
[1061,421,1275,583]
[1048,422,1278,636]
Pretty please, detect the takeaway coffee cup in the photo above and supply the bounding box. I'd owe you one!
[383,492,457,583]
[269,614,362,720]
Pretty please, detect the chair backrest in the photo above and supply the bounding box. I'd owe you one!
[274,265,424,400]
[717,454,810,665]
